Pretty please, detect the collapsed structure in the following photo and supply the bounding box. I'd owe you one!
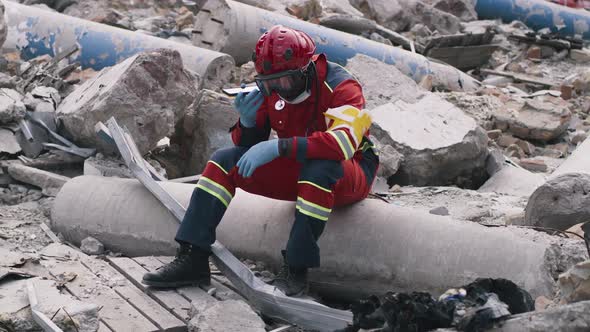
[2,0,590,331]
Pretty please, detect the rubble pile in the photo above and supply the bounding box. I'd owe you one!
[2,0,590,331]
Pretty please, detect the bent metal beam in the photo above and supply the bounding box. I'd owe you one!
[2,1,234,88]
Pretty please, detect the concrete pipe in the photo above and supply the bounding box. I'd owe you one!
[52,176,554,299]
[191,0,480,92]
[475,0,590,40]
[3,1,234,88]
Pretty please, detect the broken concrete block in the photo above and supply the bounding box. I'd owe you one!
[571,69,590,94]
[527,46,541,59]
[0,128,20,155]
[488,300,590,332]
[479,164,545,197]
[565,223,585,239]
[487,129,502,140]
[493,96,571,142]
[84,155,132,178]
[570,49,590,63]
[175,11,194,30]
[0,277,99,332]
[558,260,590,304]
[518,159,548,173]
[237,61,257,84]
[80,236,105,255]
[432,0,477,22]
[370,94,489,188]
[171,89,238,175]
[349,0,406,31]
[534,295,552,311]
[429,206,449,216]
[6,164,70,197]
[57,49,199,154]
[506,144,525,159]
[486,148,505,177]
[516,140,535,155]
[188,300,266,332]
[345,54,425,109]
[352,0,461,34]
[524,173,590,231]
[0,88,25,124]
[547,142,569,157]
[571,130,588,145]
[0,72,15,89]
[497,134,518,148]
[374,141,403,179]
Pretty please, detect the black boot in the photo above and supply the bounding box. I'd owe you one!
[142,244,210,288]
[270,251,308,296]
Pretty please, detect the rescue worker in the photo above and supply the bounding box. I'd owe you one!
[142,25,379,296]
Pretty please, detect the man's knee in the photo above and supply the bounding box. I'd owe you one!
[209,146,248,172]
[299,160,344,187]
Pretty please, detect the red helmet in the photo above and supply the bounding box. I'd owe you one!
[253,25,316,75]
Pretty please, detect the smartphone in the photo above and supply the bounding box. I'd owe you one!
[222,84,258,96]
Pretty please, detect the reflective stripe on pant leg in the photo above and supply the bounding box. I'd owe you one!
[196,176,233,207]
[175,146,246,251]
[296,196,331,221]
[286,159,344,268]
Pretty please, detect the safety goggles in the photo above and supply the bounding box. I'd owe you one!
[254,67,308,98]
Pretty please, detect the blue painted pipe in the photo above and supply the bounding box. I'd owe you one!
[3,1,234,88]
[475,0,590,40]
[192,0,480,92]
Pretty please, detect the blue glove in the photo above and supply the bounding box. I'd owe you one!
[234,88,264,128]
[236,139,279,178]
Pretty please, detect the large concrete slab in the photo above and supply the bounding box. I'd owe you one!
[57,49,198,154]
[370,94,489,188]
[52,176,555,299]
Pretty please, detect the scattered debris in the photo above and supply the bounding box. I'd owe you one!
[0,88,26,124]
[189,300,266,332]
[0,278,99,332]
[80,236,105,256]
[83,154,132,178]
[487,300,590,331]
[337,278,533,332]
[422,31,499,70]
[558,260,590,304]
[493,95,571,142]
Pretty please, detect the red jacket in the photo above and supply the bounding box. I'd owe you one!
[230,54,370,162]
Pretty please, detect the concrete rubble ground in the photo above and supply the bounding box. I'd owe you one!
[1,0,590,331]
